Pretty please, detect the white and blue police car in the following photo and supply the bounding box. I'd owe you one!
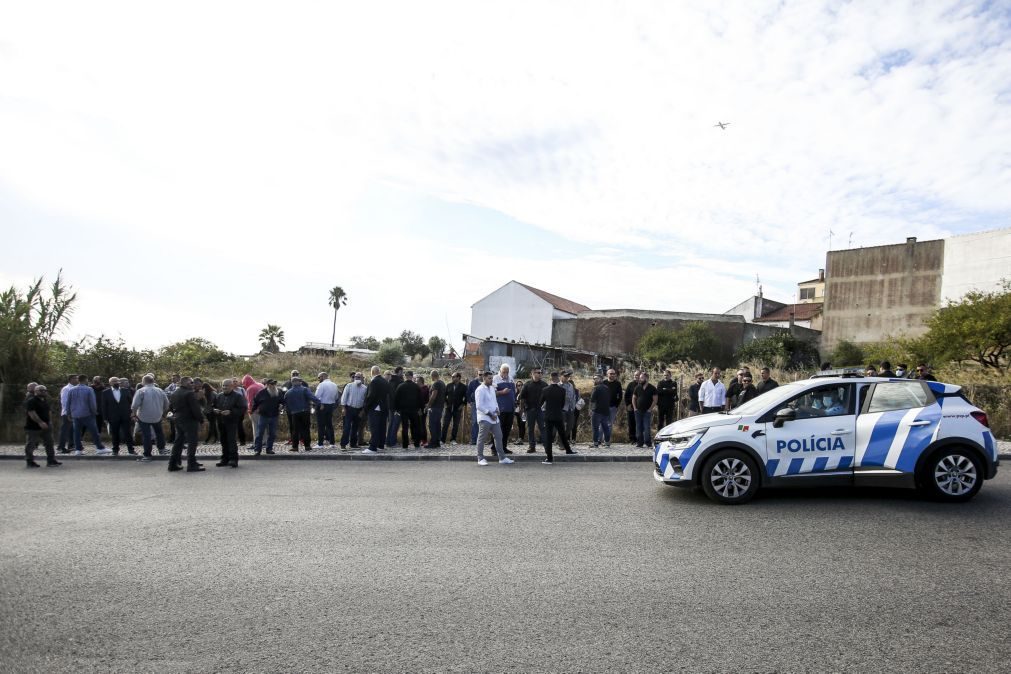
[654,372,999,504]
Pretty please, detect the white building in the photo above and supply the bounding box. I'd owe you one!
[470,281,590,345]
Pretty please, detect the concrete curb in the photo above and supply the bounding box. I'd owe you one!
[0,453,655,463]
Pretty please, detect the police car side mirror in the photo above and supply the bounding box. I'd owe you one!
[772,408,796,428]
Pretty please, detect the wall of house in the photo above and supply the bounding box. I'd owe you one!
[940,228,1011,302]
[470,281,555,345]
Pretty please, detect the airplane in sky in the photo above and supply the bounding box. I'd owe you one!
[714,121,731,130]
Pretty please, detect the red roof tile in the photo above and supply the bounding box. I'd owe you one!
[516,282,590,315]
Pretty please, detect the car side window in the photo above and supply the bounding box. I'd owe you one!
[783,384,853,419]
[866,382,931,413]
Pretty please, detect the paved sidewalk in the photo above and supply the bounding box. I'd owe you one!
[5,439,1008,460]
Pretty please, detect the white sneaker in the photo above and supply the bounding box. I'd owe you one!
[95,448,113,456]
[542,460,553,465]
[500,457,514,465]
[72,450,83,456]
[361,448,377,454]
[316,443,325,448]
[450,441,457,446]
[477,458,488,466]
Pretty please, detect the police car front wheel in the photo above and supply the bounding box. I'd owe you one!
[700,450,760,505]
[921,447,983,502]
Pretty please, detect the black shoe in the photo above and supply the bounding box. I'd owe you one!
[503,448,514,454]
[526,448,537,453]
[265,449,275,455]
[253,451,261,456]
[195,462,204,467]
[340,445,347,449]
[215,461,229,467]
[58,449,70,454]
[27,461,41,468]
[186,465,206,472]
[47,460,62,467]
[112,449,120,456]
[566,450,578,454]
[127,448,137,455]
[168,464,183,472]
[228,462,238,468]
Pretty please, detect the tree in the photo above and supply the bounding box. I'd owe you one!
[328,286,348,347]
[151,338,235,375]
[377,340,405,365]
[736,333,820,371]
[917,280,1011,372]
[399,330,426,358]
[349,335,381,350]
[637,322,720,366]
[830,340,864,367]
[258,324,285,353]
[60,335,153,380]
[427,336,447,361]
[0,272,76,414]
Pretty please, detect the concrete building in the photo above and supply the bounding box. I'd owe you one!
[798,270,826,303]
[821,227,1011,353]
[469,281,590,346]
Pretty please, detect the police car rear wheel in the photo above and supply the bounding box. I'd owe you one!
[701,451,759,505]
[922,448,982,502]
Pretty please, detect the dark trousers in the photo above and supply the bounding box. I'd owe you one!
[291,411,311,450]
[108,417,134,452]
[702,406,723,414]
[386,411,401,446]
[170,419,200,468]
[442,407,463,443]
[635,410,653,447]
[167,415,177,443]
[25,428,56,463]
[206,415,219,443]
[140,421,166,457]
[571,409,580,442]
[657,406,675,430]
[236,414,247,445]
[400,410,422,448]
[58,415,73,451]
[544,418,571,460]
[517,414,526,443]
[427,406,443,447]
[73,415,105,452]
[368,409,388,450]
[341,407,362,447]
[626,408,638,444]
[318,403,336,444]
[498,412,514,448]
[527,409,545,449]
[219,422,239,464]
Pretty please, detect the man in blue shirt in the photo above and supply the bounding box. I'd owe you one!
[67,374,110,456]
[284,378,320,452]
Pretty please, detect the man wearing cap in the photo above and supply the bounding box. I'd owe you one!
[474,370,514,466]
[314,372,340,448]
[340,372,367,449]
[252,379,285,455]
[541,372,575,464]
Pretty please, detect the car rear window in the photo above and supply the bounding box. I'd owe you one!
[866,381,931,413]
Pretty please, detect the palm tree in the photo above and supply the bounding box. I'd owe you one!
[258,324,285,353]
[328,286,348,347]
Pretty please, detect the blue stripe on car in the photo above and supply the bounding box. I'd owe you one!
[838,456,852,470]
[860,410,908,467]
[766,459,779,477]
[983,431,995,459]
[786,458,804,475]
[813,456,829,472]
[896,404,942,472]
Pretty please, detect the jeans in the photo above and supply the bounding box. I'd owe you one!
[469,406,479,444]
[427,406,443,447]
[139,421,166,456]
[592,411,612,445]
[169,419,200,468]
[368,409,388,450]
[317,403,336,444]
[254,415,278,452]
[526,409,545,449]
[635,410,653,447]
[58,415,73,451]
[476,420,505,461]
[441,407,462,443]
[386,411,401,447]
[72,415,105,452]
[341,407,362,447]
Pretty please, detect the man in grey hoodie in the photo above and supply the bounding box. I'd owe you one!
[131,374,170,462]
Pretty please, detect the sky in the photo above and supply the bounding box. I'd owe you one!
[2,0,1010,355]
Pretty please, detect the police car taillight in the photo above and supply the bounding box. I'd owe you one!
[970,411,990,428]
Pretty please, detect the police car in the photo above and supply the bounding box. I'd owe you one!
[654,372,999,504]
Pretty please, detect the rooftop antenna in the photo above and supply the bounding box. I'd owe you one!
[848,231,854,248]
[828,228,835,250]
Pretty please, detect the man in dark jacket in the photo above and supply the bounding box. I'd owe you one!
[284,378,320,452]
[589,374,612,448]
[465,370,482,445]
[385,366,405,446]
[441,372,468,445]
[101,377,135,455]
[363,366,391,453]
[393,372,424,448]
[755,367,779,395]
[688,372,704,415]
[541,372,576,463]
[169,377,205,472]
[518,368,548,453]
[624,371,640,445]
[731,374,759,409]
[656,370,678,430]
[213,378,247,468]
[252,379,285,455]
[604,369,623,432]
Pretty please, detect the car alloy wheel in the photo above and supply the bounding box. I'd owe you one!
[710,457,753,499]
[933,453,977,497]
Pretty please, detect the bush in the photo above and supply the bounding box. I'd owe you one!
[637,322,720,367]
[735,334,819,371]
[377,340,405,366]
[831,340,864,367]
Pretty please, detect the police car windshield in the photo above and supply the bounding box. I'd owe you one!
[730,382,808,416]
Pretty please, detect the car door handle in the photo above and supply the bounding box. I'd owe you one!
[830,429,851,435]
[909,420,931,426]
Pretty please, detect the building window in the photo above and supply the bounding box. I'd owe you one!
[799,287,816,300]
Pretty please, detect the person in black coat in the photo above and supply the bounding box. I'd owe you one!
[541,372,576,464]
[101,377,135,455]
[656,370,678,430]
[624,371,640,445]
[363,366,392,452]
[213,379,247,468]
[393,372,424,448]
[168,377,205,472]
[441,372,468,444]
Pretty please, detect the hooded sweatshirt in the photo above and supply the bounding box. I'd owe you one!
[243,375,264,412]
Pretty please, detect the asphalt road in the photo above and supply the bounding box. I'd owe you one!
[1,461,1009,673]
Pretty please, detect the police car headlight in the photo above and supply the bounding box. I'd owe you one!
[656,428,707,449]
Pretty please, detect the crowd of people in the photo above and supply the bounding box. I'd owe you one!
[19,359,939,470]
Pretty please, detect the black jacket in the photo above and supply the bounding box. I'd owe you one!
[364,375,392,413]
[623,381,638,408]
[542,384,567,422]
[170,386,204,423]
[604,380,623,409]
[755,378,779,394]
[101,387,133,422]
[656,379,678,408]
[213,390,247,425]
[445,382,468,410]
[252,388,285,417]
[393,380,424,413]
[590,383,611,415]
[518,379,548,411]
[733,385,759,408]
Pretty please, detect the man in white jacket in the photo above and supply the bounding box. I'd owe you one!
[131,374,170,462]
[474,371,514,467]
